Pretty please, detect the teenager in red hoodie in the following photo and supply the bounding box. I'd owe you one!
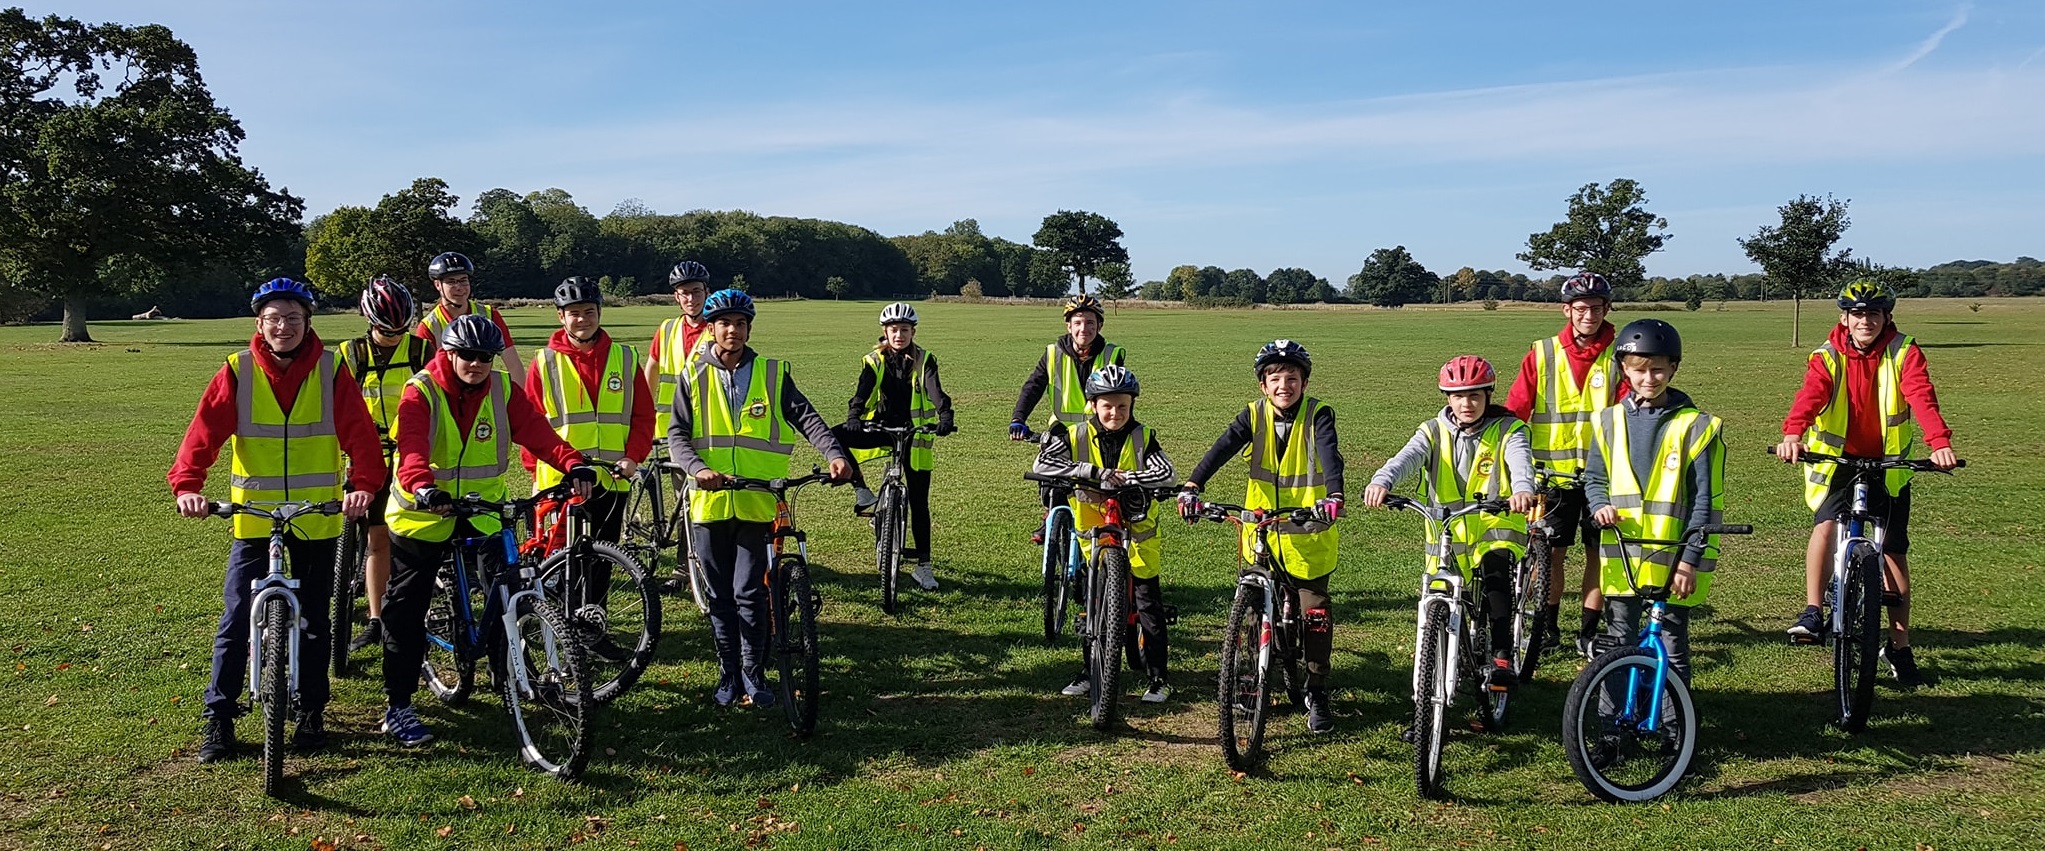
[1773,280,1959,688]
[168,279,387,763]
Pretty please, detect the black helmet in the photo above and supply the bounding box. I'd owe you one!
[1614,318,1682,363]
[428,252,475,281]
[668,261,712,288]
[1254,339,1313,378]
[439,313,506,354]
[1559,272,1613,305]
[554,276,603,309]
[1084,364,1140,399]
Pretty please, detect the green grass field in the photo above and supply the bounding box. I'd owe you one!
[3,299,2042,850]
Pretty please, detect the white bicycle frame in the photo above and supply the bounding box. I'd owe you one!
[244,531,305,711]
[1412,567,1467,712]
[1828,478,1887,640]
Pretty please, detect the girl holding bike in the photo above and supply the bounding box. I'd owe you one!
[834,302,957,591]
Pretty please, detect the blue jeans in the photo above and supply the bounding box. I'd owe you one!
[692,520,773,683]
[205,536,335,719]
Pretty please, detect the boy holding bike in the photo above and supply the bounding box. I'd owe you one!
[337,275,431,656]
[835,302,957,591]
[1011,295,1125,541]
[664,289,854,709]
[1583,319,1725,684]
[1363,356,1536,693]
[414,251,524,386]
[1773,280,1958,687]
[169,279,386,762]
[1180,340,1346,733]
[1033,365,1178,703]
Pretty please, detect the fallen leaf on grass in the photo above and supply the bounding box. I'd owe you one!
[458,795,477,810]
[435,826,452,838]
[44,694,56,706]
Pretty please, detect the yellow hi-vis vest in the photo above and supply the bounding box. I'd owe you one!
[1800,334,1918,510]
[419,302,506,346]
[1418,417,1530,578]
[1069,421,1162,579]
[227,350,345,540]
[1527,335,1620,475]
[850,345,938,472]
[686,357,796,524]
[1043,341,1125,428]
[339,335,429,452]
[533,341,638,492]
[386,370,512,543]
[651,317,709,446]
[1591,404,1725,607]
[1242,398,1339,580]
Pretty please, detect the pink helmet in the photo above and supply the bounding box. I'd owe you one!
[1438,355,1496,392]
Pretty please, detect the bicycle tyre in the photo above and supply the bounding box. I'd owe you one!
[775,557,822,737]
[1087,547,1131,731]
[1041,511,1073,643]
[1475,612,1509,734]
[331,519,365,679]
[1513,538,1552,682]
[1412,600,1451,799]
[1835,545,1883,733]
[876,485,903,615]
[504,596,594,780]
[538,541,663,705]
[259,597,291,797]
[422,563,478,705]
[1562,646,1698,802]
[1218,583,1272,771]
[619,468,665,576]
[1276,600,1305,708]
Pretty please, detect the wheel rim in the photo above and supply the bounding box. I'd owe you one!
[1569,652,1693,798]
[507,601,590,776]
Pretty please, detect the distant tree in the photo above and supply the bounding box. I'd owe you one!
[1346,246,1436,308]
[1096,262,1133,302]
[1166,265,1205,300]
[729,273,748,292]
[825,275,849,300]
[1305,276,1338,303]
[1220,268,1266,304]
[1140,278,1179,301]
[1739,194,1852,347]
[598,274,640,301]
[1265,267,1318,306]
[304,178,477,298]
[1032,210,1129,295]
[1518,178,1672,291]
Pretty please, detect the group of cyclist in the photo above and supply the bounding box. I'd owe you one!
[170,253,1958,764]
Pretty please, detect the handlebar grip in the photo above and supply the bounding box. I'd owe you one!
[1950,459,1967,469]
[209,501,234,517]
[1023,471,1068,485]
[1693,524,1752,536]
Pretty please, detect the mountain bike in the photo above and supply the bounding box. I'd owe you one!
[332,439,397,677]
[620,448,709,615]
[1512,466,1580,682]
[1561,521,1751,802]
[720,468,839,737]
[518,460,661,705]
[1775,449,1963,732]
[1381,494,1515,798]
[1025,471,1173,731]
[209,499,344,797]
[859,423,938,615]
[422,494,594,779]
[1183,497,1325,771]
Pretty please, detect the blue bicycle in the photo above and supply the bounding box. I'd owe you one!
[1560,521,1749,802]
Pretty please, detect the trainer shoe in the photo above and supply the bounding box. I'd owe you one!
[1883,642,1925,688]
[742,667,776,709]
[1140,678,1172,704]
[290,710,328,752]
[1575,631,1599,661]
[1484,654,1516,693]
[196,717,237,763]
[911,562,939,591]
[1060,673,1091,696]
[1303,689,1334,734]
[380,705,433,748]
[347,618,383,654]
[712,673,741,707]
[853,486,878,516]
[1788,606,1824,643]
[1029,527,1046,546]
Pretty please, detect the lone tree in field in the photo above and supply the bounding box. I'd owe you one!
[1347,246,1436,308]
[1094,262,1133,303]
[1518,178,1671,292]
[1739,194,1854,348]
[1033,210,1128,296]
[0,9,303,342]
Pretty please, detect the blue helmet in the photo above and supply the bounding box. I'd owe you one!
[251,278,316,312]
[702,288,756,322]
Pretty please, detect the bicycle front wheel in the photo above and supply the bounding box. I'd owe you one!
[1218,582,1272,771]
[875,485,903,615]
[1086,548,1131,731]
[331,519,366,678]
[503,597,593,780]
[259,597,291,798]
[776,557,822,737]
[1835,544,1883,733]
[539,541,663,704]
[1041,511,1073,644]
[422,563,479,705]
[1411,600,1453,799]
[1562,646,1698,802]
[1512,538,1552,682]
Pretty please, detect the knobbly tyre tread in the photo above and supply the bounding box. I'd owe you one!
[1088,547,1131,731]
[1413,601,1449,799]
[1513,538,1552,683]
[777,557,822,737]
[1218,583,1271,771]
[876,487,902,615]
[260,598,291,798]
[331,519,364,678]
[1837,546,1883,733]
[1041,511,1073,643]
[503,597,593,780]
[538,541,663,705]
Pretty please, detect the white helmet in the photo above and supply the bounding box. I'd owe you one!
[879,302,919,326]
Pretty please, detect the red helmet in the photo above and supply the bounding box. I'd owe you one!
[359,275,416,333]
[1438,355,1496,392]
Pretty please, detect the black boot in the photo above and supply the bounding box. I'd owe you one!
[197,717,237,763]
[1303,689,1334,734]
[347,617,383,653]
[291,710,329,752]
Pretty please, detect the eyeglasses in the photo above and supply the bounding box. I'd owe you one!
[449,349,496,363]
[1564,304,1609,316]
[258,315,307,328]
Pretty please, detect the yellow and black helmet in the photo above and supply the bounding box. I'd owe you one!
[1062,293,1104,320]
[1836,279,1895,312]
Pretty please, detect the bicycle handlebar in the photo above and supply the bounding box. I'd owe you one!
[1762,447,1965,472]
[1022,471,1179,501]
[208,500,344,522]
[862,423,940,436]
[1184,499,1324,529]
[1380,494,1513,523]
[722,467,840,495]
[1531,464,1583,487]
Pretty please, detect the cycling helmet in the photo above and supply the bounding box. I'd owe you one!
[1253,339,1313,378]
[701,288,757,322]
[439,313,506,354]
[1559,272,1613,305]
[1614,318,1682,363]
[1083,364,1141,399]
[553,276,603,309]
[1836,279,1895,312]
[251,278,316,312]
[1438,355,1497,393]
[359,276,416,333]
[879,302,919,326]
[1062,293,1105,320]
[427,252,475,281]
[668,260,711,288]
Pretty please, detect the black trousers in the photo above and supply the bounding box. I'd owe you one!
[1294,573,1333,690]
[692,519,774,682]
[381,521,504,707]
[1478,549,1515,655]
[834,425,934,560]
[205,536,336,719]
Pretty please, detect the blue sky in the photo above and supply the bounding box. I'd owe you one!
[47,0,2045,282]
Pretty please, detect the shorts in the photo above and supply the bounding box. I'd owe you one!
[1815,481,1911,555]
[1537,485,1599,551]
[365,484,392,528]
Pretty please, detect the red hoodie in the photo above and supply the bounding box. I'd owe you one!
[167,329,388,495]
[519,329,657,473]
[393,351,585,494]
[1505,322,1631,422]
[1782,323,1952,455]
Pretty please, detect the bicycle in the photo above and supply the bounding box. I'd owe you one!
[206,499,343,797]
[1183,497,1325,771]
[1381,494,1515,798]
[1511,465,1582,682]
[860,423,938,615]
[332,438,397,678]
[1773,449,1963,732]
[620,446,711,615]
[1561,521,1751,802]
[717,468,840,737]
[421,493,595,779]
[518,460,662,705]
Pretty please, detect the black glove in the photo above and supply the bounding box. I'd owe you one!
[415,487,452,510]
[935,418,956,437]
[565,464,600,487]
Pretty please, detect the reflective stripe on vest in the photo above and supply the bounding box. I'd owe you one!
[534,341,638,492]
[1044,342,1125,427]
[386,370,512,542]
[1592,405,1724,607]
[850,346,937,472]
[652,317,709,448]
[419,302,503,346]
[228,350,344,539]
[687,358,795,523]
[1070,421,1162,579]
[1527,336,1618,474]
[340,336,429,452]
[1241,397,1338,579]
[1419,417,1530,576]
[1800,334,1917,510]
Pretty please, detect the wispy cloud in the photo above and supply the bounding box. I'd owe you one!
[1888,4,1971,73]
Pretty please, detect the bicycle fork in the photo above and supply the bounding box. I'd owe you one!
[1413,569,1464,711]
[1621,608,1674,731]
[1828,515,1885,640]
[245,536,305,712]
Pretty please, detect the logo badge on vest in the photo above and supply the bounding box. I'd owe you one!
[1590,372,1606,389]
[476,422,493,441]
[1476,455,1495,478]
[748,401,768,419]
[1663,451,1680,473]
[607,373,623,393]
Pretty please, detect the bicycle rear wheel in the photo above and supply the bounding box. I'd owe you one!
[1041,511,1073,643]
[1512,539,1552,682]
[423,562,480,705]
[620,468,666,576]
[1835,544,1883,733]
[1412,600,1451,799]
[538,541,663,704]
[1562,646,1697,802]
[777,557,822,737]
[1086,548,1130,731]
[1218,582,1272,771]
[503,596,593,780]
[875,484,903,615]
[330,520,365,678]
[258,598,291,797]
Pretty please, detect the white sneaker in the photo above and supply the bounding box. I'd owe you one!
[911,562,939,591]
[1060,674,1091,696]
[1141,678,1172,703]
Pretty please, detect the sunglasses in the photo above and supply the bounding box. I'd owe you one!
[449,349,496,363]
